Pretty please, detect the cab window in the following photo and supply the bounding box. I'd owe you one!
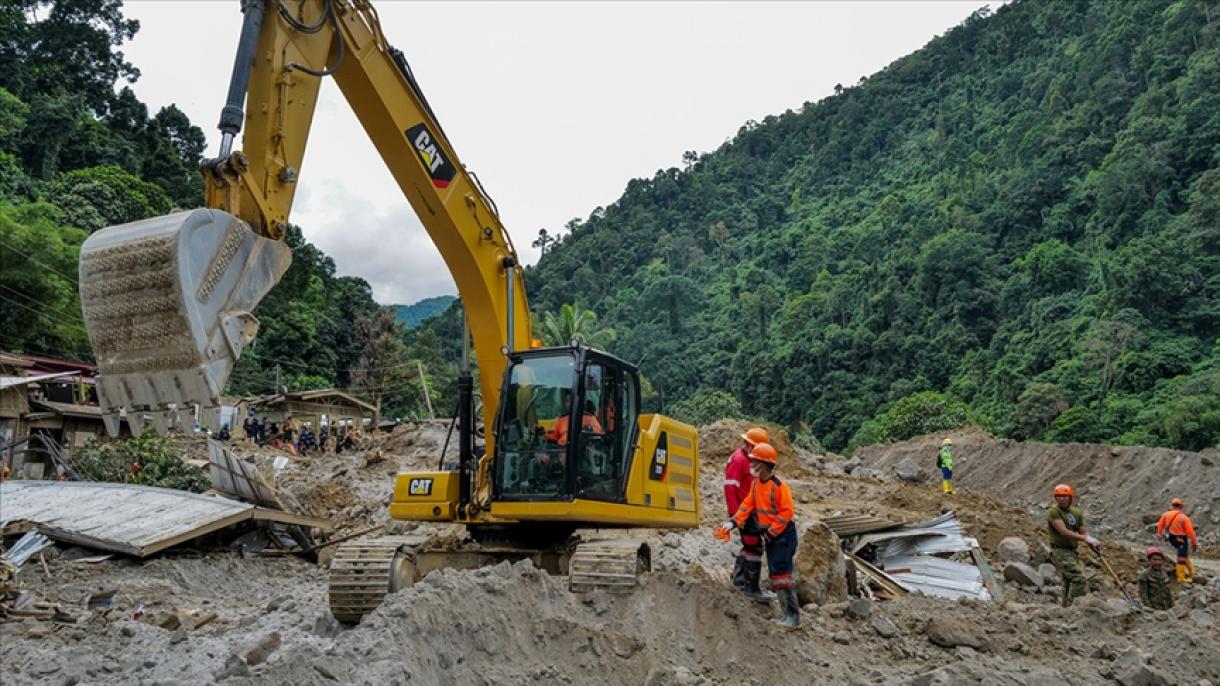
[494,354,576,498]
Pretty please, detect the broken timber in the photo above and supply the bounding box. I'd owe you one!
[0,480,332,557]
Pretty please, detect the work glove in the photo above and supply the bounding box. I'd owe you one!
[713,521,735,542]
[1084,536,1100,551]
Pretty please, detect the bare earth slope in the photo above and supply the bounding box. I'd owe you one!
[855,430,1220,546]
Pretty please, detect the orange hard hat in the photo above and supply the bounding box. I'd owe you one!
[749,443,778,465]
[741,427,769,446]
[1053,483,1074,497]
[1171,498,1184,507]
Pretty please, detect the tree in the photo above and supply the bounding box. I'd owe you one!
[43,165,172,232]
[540,303,616,349]
[351,308,410,428]
[1011,382,1068,439]
[531,227,554,255]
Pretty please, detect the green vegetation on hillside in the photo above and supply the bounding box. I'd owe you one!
[524,0,1220,451]
[392,295,456,328]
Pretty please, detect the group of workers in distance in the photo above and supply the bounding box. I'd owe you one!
[714,428,1203,630]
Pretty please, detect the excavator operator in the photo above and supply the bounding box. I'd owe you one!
[547,389,603,446]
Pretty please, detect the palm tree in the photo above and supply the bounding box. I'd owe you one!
[541,303,616,350]
[531,228,552,254]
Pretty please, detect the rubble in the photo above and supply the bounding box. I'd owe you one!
[997,536,1030,564]
[1003,562,1045,588]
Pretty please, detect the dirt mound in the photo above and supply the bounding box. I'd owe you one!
[5,552,1218,686]
[855,430,1220,546]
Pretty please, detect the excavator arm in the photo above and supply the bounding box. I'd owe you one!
[79,0,531,504]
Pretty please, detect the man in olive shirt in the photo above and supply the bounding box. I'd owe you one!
[1047,483,1101,607]
[1137,547,1174,611]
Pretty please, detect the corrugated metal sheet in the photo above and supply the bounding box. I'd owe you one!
[881,555,991,600]
[0,480,331,557]
[821,514,903,537]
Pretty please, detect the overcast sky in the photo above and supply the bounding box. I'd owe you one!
[120,1,990,305]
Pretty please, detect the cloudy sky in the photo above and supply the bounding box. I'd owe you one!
[120,1,990,305]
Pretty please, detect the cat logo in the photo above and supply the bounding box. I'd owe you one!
[405,123,457,189]
[408,478,433,496]
[648,433,670,481]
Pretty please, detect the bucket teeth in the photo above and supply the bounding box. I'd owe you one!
[78,208,291,436]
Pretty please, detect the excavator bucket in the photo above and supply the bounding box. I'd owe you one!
[78,209,292,437]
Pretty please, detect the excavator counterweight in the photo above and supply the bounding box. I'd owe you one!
[79,209,290,436]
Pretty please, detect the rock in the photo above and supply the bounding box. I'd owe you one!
[1202,456,1214,466]
[846,597,872,621]
[662,533,682,549]
[1031,542,1052,565]
[1190,609,1215,628]
[1141,513,1160,525]
[997,537,1030,564]
[794,523,849,606]
[853,467,882,480]
[870,616,899,638]
[843,457,862,474]
[894,459,925,483]
[120,624,136,638]
[264,595,291,612]
[240,631,282,667]
[1037,563,1059,584]
[1003,562,1044,588]
[1113,647,1171,686]
[169,628,187,645]
[216,654,251,680]
[832,631,851,645]
[924,616,986,650]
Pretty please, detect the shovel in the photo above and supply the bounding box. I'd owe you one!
[1095,548,1142,611]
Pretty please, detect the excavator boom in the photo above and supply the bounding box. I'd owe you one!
[79,0,531,470]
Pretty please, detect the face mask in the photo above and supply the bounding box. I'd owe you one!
[749,464,762,478]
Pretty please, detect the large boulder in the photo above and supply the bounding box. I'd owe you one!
[894,459,926,483]
[1003,562,1044,588]
[794,522,848,606]
[997,537,1030,565]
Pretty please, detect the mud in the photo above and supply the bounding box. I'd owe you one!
[3,422,1219,684]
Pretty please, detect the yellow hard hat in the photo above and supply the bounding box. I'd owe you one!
[942,438,953,446]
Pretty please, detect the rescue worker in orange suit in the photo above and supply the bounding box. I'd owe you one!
[547,390,603,446]
[724,427,772,601]
[1157,498,1198,584]
[715,443,801,631]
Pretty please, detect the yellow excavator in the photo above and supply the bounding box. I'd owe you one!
[77,0,699,622]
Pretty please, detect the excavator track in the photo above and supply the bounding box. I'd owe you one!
[327,536,424,624]
[568,539,651,593]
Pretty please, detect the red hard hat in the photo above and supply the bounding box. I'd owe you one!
[1171,498,1184,507]
[1146,547,1164,560]
[749,443,778,465]
[1053,483,1074,497]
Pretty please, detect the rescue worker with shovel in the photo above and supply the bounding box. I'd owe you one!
[715,443,801,631]
[1047,483,1101,607]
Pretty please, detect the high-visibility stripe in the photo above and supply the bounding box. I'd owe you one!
[724,479,740,486]
[741,551,762,561]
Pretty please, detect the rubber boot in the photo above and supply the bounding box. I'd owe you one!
[1183,559,1195,584]
[1176,563,1189,584]
[946,480,957,495]
[730,555,748,592]
[772,587,802,632]
[742,560,776,603]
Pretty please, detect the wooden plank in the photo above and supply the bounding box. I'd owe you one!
[970,546,1004,602]
[251,507,333,531]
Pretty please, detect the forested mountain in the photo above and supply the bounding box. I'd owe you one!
[393,295,456,329]
[524,0,1220,451]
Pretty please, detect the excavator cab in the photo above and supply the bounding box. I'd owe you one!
[493,346,639,504]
